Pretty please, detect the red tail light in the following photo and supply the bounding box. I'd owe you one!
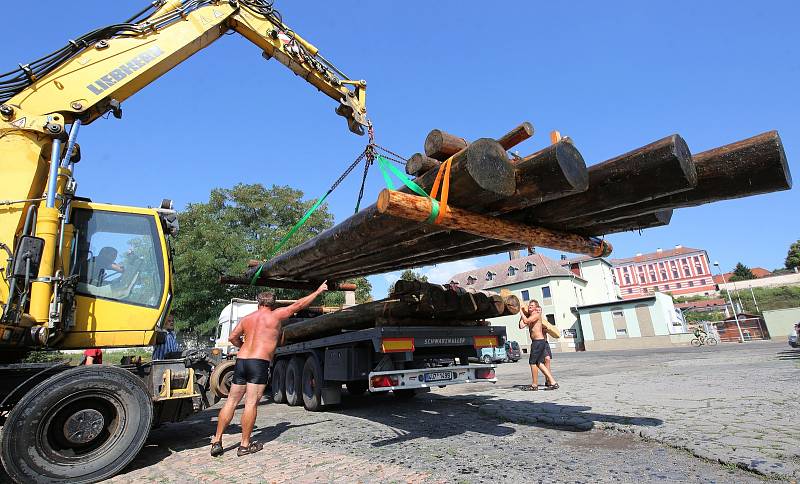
[475,368,495,379]
[370,375,399,388]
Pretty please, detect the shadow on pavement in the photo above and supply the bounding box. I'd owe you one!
[331,390,662,448]
[118,417,326,475]
[775,349,800,360]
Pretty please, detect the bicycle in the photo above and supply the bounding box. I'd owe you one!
[691,334,718,347]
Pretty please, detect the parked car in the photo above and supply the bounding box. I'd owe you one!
[789,323,799,348]
[477,345,507,364]
[504,341,521,362]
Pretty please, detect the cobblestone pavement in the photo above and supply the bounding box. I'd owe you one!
[101,341,798,483]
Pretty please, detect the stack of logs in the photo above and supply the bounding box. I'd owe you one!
[281,280,520,344]
[227,122,790,288]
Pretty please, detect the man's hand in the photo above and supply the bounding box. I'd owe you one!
[317,280,328,293]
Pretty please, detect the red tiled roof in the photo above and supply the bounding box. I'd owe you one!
[611,246,705,265]
[712,267,772,284]
[674,298,727,310]
[449,253,577,291]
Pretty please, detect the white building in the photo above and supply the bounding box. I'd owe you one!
[448,253,620,352]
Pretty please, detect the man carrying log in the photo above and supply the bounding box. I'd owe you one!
[519,300,559,391]
[210,281,328,457]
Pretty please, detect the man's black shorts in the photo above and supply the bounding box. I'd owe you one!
[529,339,551,365]
[232,358,271,385]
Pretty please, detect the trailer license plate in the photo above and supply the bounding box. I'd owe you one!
[424,371,453,383]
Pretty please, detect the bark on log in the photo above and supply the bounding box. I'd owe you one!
[497,122,535,151]
[424,129,468,161]
[406,153,441,177]
[558,131,791,225]
[377,189,613,257]
[219,276,356,291]
[521,134,695,226]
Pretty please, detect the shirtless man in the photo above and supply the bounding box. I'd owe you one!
[519,299,559,391]
[210,281,327,457]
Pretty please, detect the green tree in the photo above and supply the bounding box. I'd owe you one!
[171,183,373,336]
[729,262,755,281]
[786,240,800,270]
[388,269,429,294]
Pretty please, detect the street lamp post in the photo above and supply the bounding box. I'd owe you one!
[714,262,745,343]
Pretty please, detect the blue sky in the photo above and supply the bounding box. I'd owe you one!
[5,1,798,298]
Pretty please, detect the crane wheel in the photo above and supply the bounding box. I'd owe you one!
[0,365,152,484]
[209,359,236,400]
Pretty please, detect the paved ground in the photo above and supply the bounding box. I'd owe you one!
[102,340,798,483]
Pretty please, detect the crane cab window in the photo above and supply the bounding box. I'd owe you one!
[72,209,165,308]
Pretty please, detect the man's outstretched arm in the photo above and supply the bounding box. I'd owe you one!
[275,281,328,318]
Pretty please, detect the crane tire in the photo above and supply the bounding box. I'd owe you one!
[209,359,236,399]
[1,365,152,484]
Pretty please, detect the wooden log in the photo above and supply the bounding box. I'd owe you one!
[497,122,535,151]
[218,276,356,291]
[424,123,534,161]
[424,129,468,161]
[406,153,441,177]
[259,138,516,279]
[522,134,696,225]
[404,137,516,208]
[485,140,589,211]
[377,189,613,257]
[576,210,673,235]
[558,131,791,225]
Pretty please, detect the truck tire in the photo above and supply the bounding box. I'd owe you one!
[271,359,288,404]
[346,380,368,396]
[0,365,152,484]
[301,356,324,411]
[209,359,236,400]
[285,356,304,406]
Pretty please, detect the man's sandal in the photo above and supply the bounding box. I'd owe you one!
[210,441,224,457]
[237,441,264,457]
[522,385,538,391]
[544,383,560,391]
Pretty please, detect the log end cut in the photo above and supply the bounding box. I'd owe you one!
[670,134,697,187]
[464,138,517,197]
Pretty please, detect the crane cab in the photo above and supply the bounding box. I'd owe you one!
[60,200,175,349]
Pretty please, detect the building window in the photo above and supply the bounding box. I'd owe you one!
[663,285,669,291]
[521,289,530,301]
[688,280,694,287]
[485,271,495,281]
[466,276,476,285]
[546,314,556,326]
[700,278,706,285]
[616,328,628,336]
[524,262,534,272]
[542,286,552,299]
[612,310,624,319]
[649,271,656,282]
[672,270,679,278]
[626,288,633,294]
[683,266,691,277]
[696,265,703,274]
[623,267,629,273]
[661,271,668,280]
[676,283,682,288]
[507,266,517,276]
[624,275,631,285]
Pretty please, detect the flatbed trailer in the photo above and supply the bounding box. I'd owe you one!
[268,325,506,410]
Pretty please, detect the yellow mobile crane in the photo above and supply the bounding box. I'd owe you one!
[0,1,366,482]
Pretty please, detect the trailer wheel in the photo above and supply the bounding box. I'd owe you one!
[271,359,288,404]
[0,365,152,484]
[284,356,304,406]
[345,380,368,396]
[210,359,236,400]
[301,356,325,411]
